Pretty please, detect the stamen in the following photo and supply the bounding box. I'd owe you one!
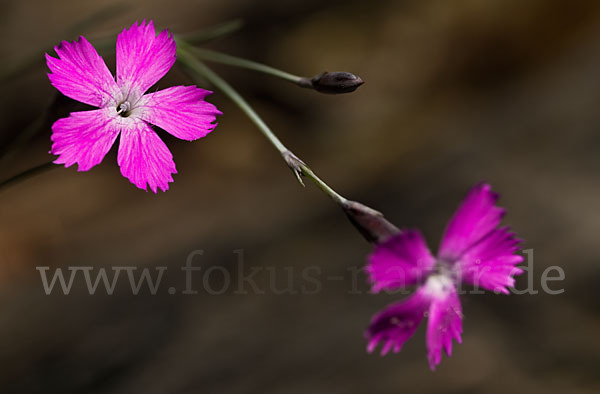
[116,101,131,117]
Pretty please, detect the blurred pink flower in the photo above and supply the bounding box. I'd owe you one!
[365,183,524,370]
[46,20,221,192]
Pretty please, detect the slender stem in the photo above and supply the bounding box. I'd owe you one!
[186,47,304,85]
[178,40,287,153]
[0,19,244,84]
[65,2,132,37]
[180,19,244,44]
[0,94,55,166]
[299,163,347,204]
[0,161,55,192]
[177,41,348,205]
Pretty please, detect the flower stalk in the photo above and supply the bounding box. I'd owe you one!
[180,19,244,44]
[0,19,243,84]
[186,46,304,85]
[0,161,55,192]
[178,40,398,243]
[178,40,349,205]
[185,46,363,94]
[0,24,392,244]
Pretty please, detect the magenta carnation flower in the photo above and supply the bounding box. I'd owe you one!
[46,20,221,192]
[365,183,524,370]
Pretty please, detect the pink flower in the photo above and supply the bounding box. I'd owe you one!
[365,183,524,370]
[46,20,221,192]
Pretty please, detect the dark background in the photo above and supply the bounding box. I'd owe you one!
[0,0,599,393]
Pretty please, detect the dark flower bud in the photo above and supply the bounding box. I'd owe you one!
[300,72,364,94]
[342,200,400,243]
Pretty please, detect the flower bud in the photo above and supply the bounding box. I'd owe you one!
[342,200,400,243]
[307,72,364,94]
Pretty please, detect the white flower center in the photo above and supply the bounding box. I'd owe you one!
[423,274,454,299]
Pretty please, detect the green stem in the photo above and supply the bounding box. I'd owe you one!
[180,19,244,44]
[299,163,347,205]
[0,161,55,192]
[178,41,286,154]
[0,93,57,167]
[186,47,306,85]
[0,20,244,84]
[177,41,347,205]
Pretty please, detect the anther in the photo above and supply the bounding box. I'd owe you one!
[116,101,131,116]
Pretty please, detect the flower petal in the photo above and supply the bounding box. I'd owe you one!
[46,36,119,108]
[424,277,463,370]
[116,20,176,101]
[457,227,524,294]
[51,108,120,171]
[117,120,177,193]
[366,230,435,292]
[135,85,221,140]
[366,287,431,356]
[438,183,506,261]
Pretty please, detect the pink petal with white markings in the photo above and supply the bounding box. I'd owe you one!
[117,120,177,193]
[424,276,463,370]
[116,20,176,102]
[51,108,120,171]
[136,85,221,141]
[438,183,505,261]
[457,227,524,294]
[367,229,436,292]
[365,286,431,356]
[46,37,119,108]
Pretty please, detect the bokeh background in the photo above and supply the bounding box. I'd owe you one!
[1,0,599,392]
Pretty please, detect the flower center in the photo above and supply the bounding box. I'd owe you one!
[116,101,132,117]
[423,274,454,298]
[434,258,455,277]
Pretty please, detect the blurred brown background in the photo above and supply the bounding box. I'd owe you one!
[1,0,599,393]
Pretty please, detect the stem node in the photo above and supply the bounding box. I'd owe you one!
[282,150,306,187]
